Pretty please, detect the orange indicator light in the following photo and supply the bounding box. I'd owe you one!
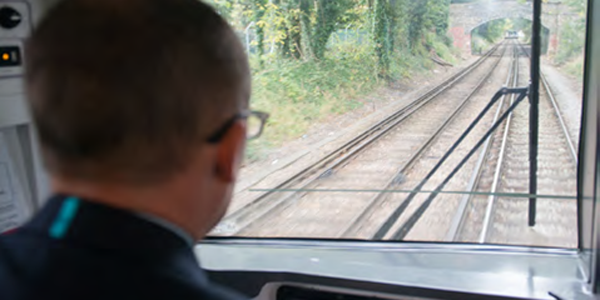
[1,53,9,61]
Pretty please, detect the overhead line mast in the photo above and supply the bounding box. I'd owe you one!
[529,0,542,226]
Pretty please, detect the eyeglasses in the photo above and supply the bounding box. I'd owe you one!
[207,110,270,143]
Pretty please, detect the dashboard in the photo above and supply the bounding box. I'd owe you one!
[210,275,526,300]
[197,239,591,300]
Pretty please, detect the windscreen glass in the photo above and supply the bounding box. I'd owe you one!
[207,0,588,248]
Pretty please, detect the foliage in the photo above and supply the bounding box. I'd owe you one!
[429,0,451,36]
[250,51,378,144]
[563,55,584,80]
[208,0,452,67]
[252,0,267,63]
[558,0,586,83]
[564,0,587,15]
[470,17,551,54]
[472,19,510,44]
[373,0,391,77]
[555,0,587,64]
[205,0,457,157]
[426,32,457,64]
[470,35,491,55]
[310,0,354,60]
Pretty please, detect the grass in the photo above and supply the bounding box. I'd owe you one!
[245,38,459,162]
[428,33,460,65]
[246,43,379,161]
[470,35,493,55]
[562,54,584,83]
[389,49,431,80]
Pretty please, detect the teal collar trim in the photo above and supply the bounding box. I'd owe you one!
[49,196,80,239]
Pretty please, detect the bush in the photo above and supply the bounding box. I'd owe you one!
[388,49,430,80]
[470,35,491,55]
[555,15,586,64]
[249,41,379,149]
[563,55,584,81]
[244,33,459,162]
[427,32,457,64]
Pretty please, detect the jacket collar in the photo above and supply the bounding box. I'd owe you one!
[22,194,207,284]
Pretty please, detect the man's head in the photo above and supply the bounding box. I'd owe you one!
[25,0,250,238]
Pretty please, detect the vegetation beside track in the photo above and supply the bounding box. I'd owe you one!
[555,0,587,81]
[206,0,458,161]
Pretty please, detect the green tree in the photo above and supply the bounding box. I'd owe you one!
[556,0,587,63]
[407,1,428,52]
[373,0,390,76]
[209,0,454,79]
[252,0,268,64]
[473,19,510,44]
[275,0,302,59]
[428,0,450,36]
[299,0,314,59]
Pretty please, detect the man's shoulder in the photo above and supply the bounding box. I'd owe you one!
[0,230,246,300]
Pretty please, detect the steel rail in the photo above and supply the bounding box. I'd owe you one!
[540,75,578,163]
[477,42,578,243]
[340,44,508,238]
[479,43,521,243]
[451,41,577,243]
[391,88,530,240]
[214,43,505,236]
[371,48,519,240]
[516,42,577,164]
[381,38,577,241]
[445,41,519,242]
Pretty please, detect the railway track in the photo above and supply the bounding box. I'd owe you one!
[446,42,521,243]
[220,50,499,224]
[345,42,517,241]
[212,42,512,238]
[452,42,577,247]
[476,43,577,247]
[358,41,577,247]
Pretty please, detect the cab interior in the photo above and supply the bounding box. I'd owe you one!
[0,0,599,299]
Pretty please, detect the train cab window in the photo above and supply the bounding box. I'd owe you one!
[0,0,598,299]
[197,0,596,299]
[207,0,586,248]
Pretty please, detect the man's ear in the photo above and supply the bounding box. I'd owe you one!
[214,120,246,183]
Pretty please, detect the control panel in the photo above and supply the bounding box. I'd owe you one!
[0,3,29,37]
[0,130,30,233]
[0,1,43,233]
[0,1,29,77]
[0,1,30,129]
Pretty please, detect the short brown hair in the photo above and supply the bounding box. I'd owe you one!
[25,0,250,183]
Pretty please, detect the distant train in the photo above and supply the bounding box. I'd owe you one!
[505,30,519,39]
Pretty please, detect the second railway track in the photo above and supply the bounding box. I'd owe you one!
[345,42,517,241]
[454,42,578,247]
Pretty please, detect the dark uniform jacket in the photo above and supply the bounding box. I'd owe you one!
[0,195,245,300]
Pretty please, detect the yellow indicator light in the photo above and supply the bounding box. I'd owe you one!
[1,53,9,61]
